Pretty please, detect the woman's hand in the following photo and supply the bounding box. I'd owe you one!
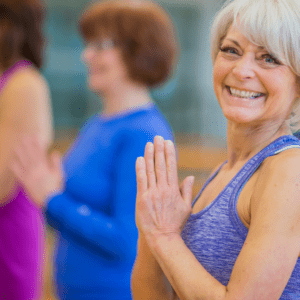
[135,135,194,247]
[10,136,64,208]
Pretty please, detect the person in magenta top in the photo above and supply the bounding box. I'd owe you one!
[0,0,53,299]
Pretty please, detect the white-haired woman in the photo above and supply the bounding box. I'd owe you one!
[131,0,300,299]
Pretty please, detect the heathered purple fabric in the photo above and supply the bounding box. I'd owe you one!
[181,135,300,299]
[0,61,45,299]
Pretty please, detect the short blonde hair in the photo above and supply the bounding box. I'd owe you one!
[210,0,300,132]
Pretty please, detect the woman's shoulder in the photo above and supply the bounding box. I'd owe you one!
[248,146,300,251]
[262,146,300,176]
[130,105,173,136]
[0,65,51,110]
[3,66,49,95]
[251,147,300,210]
[0,64,53,144]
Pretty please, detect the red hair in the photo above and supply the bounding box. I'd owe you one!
[79,0,179,87]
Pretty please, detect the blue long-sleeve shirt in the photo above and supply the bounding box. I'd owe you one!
[45,103,174,299]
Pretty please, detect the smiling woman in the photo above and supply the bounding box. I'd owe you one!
[213,25,299,127]
[131,0,300,299]
[210,0,300,131]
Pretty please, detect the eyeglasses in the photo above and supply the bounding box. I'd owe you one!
[87,39,117,51]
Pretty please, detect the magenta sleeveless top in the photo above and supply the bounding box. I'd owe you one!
[0,61,45,299]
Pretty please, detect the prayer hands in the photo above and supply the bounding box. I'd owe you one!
[135,136,194,245]
[10,136,64,208]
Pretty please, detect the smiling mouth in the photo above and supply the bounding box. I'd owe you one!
[226,86,265,99]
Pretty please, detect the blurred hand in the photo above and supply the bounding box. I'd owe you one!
[10,136,64,208]
[135,136,194,246]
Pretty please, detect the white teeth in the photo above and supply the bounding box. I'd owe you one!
[229,87,262,99]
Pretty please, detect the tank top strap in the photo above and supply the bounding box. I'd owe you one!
[0,60,32,92]
[229,135,300,238]
[191,160,227,206]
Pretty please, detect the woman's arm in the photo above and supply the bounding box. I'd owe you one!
[132,158,226,300]
[13,129,155,260]
[131,233,175,300]
[0,68,53,204]
[135,136,300,300]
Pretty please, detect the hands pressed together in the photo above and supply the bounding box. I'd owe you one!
[135,135,194,247]
[10,136,64,208]
[9,134,194,240]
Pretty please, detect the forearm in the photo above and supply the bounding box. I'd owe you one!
[46,193,133,259]
[149,234,227,300]
[131,234,175,300]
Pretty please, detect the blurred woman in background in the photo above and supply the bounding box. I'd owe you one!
[0,0,53,298]
[10,0,178,299]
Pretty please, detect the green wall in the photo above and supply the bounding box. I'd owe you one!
[43,0,227,142]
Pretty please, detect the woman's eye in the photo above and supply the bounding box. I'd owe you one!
[219,46,238,55]
[261,55,281,65]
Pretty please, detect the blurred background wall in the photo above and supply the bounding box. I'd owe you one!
[43,0,227,146]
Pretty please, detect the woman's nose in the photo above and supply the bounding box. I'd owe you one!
[81,46,96,64]
[232,54,256,80]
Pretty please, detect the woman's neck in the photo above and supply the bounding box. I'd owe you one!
[225,121,292,168]
[100,81,153,116]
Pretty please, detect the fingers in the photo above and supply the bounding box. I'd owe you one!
[180,176,195,206]
[16,135,44,169]
[144,142,156,188]
[164,140,179,187]
[10,154,26,181]
[136,156,148,195]
[154,136,168,187]
[140,136,179,192]
[11,143,30,174]
[10,135,47,180]
[50,150,63,171]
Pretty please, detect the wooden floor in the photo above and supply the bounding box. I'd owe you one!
[42,131,227,299]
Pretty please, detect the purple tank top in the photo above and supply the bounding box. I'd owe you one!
[181,135,300,299]
[0,60,45,299]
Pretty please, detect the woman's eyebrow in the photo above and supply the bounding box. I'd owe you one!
[225,39,240,47]
[224,38,266,51]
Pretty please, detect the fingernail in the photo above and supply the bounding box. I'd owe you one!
[137,157,144,164]
[147,142,153,149]
[190,176,195,185]
[166,140,173,146]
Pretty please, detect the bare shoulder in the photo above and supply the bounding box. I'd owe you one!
[251,147,300,222]
[0,66,53,144]
[1,67,50,104]
[261,147,300,179]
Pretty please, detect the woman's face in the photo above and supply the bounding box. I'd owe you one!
[213,25,300,129]
[82,38,130,93]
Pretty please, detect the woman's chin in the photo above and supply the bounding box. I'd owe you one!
[87,80,106,94]
[223,108,261,126]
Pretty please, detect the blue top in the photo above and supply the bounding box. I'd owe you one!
[45,104,174,299]
[181,135,300,299]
